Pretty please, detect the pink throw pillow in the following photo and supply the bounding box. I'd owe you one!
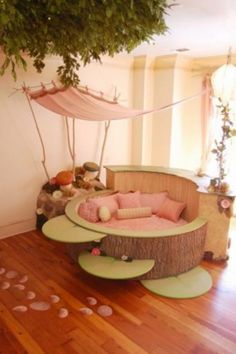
[140,191,168,214]
[78,201,99,222]
[89,194,118,215]
[117,191,141,209]
[156,197,186,222]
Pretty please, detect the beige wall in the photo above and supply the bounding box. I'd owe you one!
[152,61,175,166]
[0,54,133,237]
[131,56,155,165]
[132,54,204,169]
[171,56,202,170]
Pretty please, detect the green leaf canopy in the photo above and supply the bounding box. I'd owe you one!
[0,0,170,86]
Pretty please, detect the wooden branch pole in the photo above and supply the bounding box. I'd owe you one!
[97,120,111,179]
[65,116,73,160]
[72,117,76,179]
[23,84,50,181]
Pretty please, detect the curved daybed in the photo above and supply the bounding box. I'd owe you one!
[42,166,213,298]
[43,163,207,279]
[65,189,207,280]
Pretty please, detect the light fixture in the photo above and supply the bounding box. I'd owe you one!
[211,48,236,104]
[175,48,190,53]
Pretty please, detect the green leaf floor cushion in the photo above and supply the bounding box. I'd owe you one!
[141,266,212,299]
[42,215,106,243]
[78,251,155,280]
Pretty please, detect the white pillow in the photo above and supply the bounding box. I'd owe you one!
[117,207,152,220]
[98,206,111,222]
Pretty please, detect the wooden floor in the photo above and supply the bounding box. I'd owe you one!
[0,221,236,354]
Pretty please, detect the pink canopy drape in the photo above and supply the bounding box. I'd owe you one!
[26,84,206,122]
[27,86,142,121]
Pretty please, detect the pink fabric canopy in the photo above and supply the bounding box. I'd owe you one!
[26,84,205,122]
[27,86,143,121]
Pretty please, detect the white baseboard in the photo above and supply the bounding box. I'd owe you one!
[0,218,36,239]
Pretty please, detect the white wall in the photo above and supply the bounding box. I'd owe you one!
[0,54,133,237]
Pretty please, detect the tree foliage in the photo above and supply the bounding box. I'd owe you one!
[0,0,170,86]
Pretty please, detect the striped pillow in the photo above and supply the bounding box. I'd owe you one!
[117,207,152,220]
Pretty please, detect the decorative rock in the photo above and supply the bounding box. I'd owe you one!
[36,208,44,215]
[26,291,36,300]
[12,305,28,313]
[86,296,97,306]
[5,270,18,279]
[79,307,93,315]
[29,301,51,311]
[19,275,28,283]
[83,162,99,172]
[0,267,6,275]
[50,294,60,304]
[97,305,113,317]
[52,190,63,200]
[13,284,25,290]
[58,308,69,318]
[1,281,10,290]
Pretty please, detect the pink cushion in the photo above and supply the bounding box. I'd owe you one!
[140,191,168,214]
[78,201,99,222]
[89,194,118,215]
[156,198,186,222]
[117,207,152,220]
[117,191,141,209]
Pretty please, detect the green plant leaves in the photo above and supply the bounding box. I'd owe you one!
[0,0,170,86]
[212,101,234,189]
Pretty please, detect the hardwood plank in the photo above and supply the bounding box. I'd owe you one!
[142,294,236,353]
[0,315,32,354]
[0,228,236,353]
[46,277,143,327]
[45,280,148,354]
[69,328,108,354]
[0,302,44,354]
[102,337,130,354]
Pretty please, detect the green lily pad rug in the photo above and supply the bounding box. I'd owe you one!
[140,266,212,299]
[42,215,106,243]
[78,251,155,280]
